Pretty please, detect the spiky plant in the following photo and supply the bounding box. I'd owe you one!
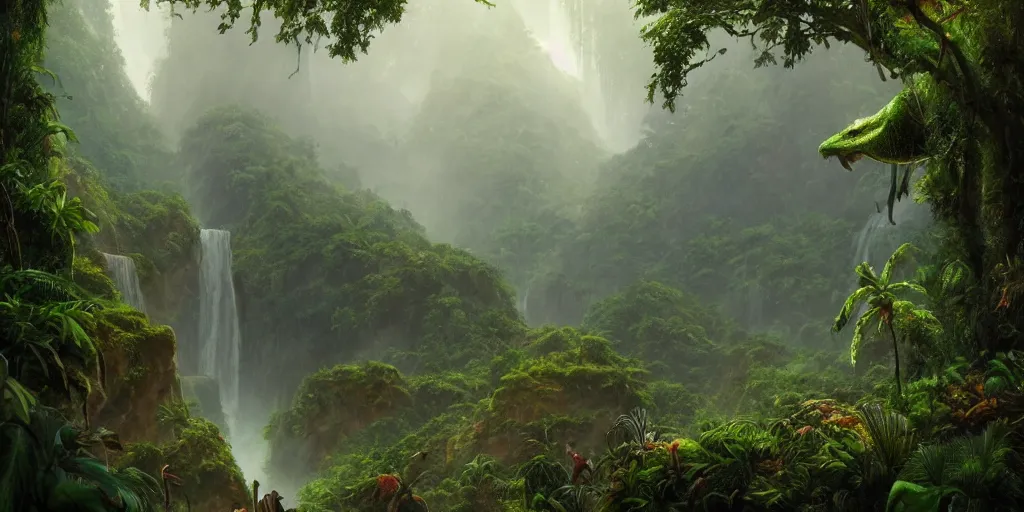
[858,404,917,489]
[834,243,940,395]
[519,455,569,510]
[888,419,1024,511]
[157,399,194,438]
[456,454,510,506]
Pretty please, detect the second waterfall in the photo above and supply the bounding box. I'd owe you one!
[198,229,242,436]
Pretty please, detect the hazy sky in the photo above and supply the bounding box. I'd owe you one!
[107,0,583,102]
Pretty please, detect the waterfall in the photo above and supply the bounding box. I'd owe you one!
[851,190,922,273]
[518,284,532,323]
[847,170,931,320]
[197,229,242,435]
[101,253,147,314]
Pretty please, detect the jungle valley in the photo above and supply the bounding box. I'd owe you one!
[2,0,1024,511]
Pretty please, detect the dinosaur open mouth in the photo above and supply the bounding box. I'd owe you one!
[837,152,864,171]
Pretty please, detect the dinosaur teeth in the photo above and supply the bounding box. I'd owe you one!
[836,152,863,171]
[839,155,853,171]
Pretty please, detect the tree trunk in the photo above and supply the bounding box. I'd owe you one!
[887,321,902,396]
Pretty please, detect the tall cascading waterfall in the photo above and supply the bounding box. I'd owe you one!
[197,230,274,497]
[197,229,242,436]
[101,253,147,314]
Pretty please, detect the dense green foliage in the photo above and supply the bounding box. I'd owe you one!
[635,0,1024,354]
[5,0,1024,511]
[528,44,911,333]
[176,106,525,410]
[44,0,174,191]
[120,408,249,512]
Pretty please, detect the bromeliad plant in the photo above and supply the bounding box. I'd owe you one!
[833,243,941,396]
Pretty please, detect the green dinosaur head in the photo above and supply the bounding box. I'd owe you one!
[819,87,930,171]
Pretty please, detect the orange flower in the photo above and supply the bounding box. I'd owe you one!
[997,287,1010,310]
[796,425,814,436]
[827,415,860,429]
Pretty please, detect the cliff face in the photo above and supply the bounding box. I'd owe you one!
[85,308,250,511]
[117,417,250,512]
[266,362,414,479]
[180,375,227,431]
[87,307,179,443]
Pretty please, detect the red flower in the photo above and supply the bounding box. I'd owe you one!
[376,474,400,498]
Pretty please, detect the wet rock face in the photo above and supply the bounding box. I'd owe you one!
[180,375,228,431]
[87,307,179,443]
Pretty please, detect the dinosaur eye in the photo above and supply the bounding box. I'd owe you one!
[846,128,863,137]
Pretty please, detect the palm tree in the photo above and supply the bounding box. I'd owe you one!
[833,242,940,396]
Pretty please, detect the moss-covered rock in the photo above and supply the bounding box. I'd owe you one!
[87,306,178,443]
[73,252,118,299]
[407,371,489,418]
[267,361,413,479]
[118,417,249,512]
[458,328,650,465]
[104,190,201,334]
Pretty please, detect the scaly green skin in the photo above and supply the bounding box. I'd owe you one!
[819,84,931,171]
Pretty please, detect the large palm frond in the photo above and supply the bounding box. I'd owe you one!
[0,406,159,512]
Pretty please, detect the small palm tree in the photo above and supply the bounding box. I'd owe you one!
[833,242,939,396]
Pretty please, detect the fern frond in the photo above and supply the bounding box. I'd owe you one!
[880,243,919,285]
[834,286,874,333]
[855,262,880,289]
[850,307,880,365]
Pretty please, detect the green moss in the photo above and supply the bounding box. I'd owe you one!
[525,326,576,355]
[118,417,248,511]
[88,306,179,442]
[408,370,488,417]
[73,253,117,299]
[490,331,649,424]
[112,191,200,278]
[267,362,415,479]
